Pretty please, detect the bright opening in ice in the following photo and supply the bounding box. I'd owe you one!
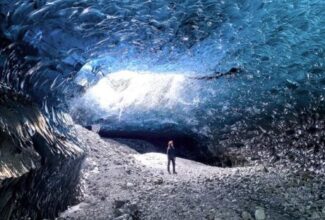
[69,68,208,131]
[83,70,186,119]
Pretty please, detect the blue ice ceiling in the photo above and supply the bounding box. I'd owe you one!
[1,0,324,145]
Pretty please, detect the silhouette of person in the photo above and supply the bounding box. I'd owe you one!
[167,140,177,174]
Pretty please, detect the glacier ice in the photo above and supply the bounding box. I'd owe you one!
[0,0,324,147]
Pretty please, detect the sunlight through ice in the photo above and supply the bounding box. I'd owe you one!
[85,70,186,119]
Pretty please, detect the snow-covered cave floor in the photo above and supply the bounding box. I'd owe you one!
[59,126,325,220]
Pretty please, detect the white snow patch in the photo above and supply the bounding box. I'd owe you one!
[59,202,88,217]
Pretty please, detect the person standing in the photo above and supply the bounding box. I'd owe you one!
[167,140,177,174]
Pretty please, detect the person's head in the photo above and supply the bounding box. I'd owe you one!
[168,140,174,148]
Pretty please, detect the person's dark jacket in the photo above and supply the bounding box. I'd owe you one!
[167,147,176,159]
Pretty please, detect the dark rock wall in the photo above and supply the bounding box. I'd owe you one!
[216,111,325,172]
[0,88,84,219]
[0,156,83,219]
[0,1,86,217]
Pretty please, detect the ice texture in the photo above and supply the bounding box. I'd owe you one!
[1,0,324,146]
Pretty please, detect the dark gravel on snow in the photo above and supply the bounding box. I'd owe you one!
[59,126,325,220]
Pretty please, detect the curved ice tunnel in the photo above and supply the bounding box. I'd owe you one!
[0,0,324,217]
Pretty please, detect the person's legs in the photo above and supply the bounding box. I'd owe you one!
[172,158,176,174]
[167,158,171,173]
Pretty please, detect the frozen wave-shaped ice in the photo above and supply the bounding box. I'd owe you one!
[1,0,324,144]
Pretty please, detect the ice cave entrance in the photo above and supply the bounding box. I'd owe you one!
[71,68,224,166]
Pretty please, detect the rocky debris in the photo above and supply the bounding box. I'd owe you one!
[153,177,164,185]
[114,213,132,220]
[255,207,266,220]
[205,209,217,220]
[113,200,139,220]
[113,200,129,209]
[242,211,254,220]
[218,117,325,175]
[126,182,134,188]
[59,126,325,220]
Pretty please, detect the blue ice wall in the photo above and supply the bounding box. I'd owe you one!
[1,0,324,147]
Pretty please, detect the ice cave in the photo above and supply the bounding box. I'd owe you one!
[0,0,324,219]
